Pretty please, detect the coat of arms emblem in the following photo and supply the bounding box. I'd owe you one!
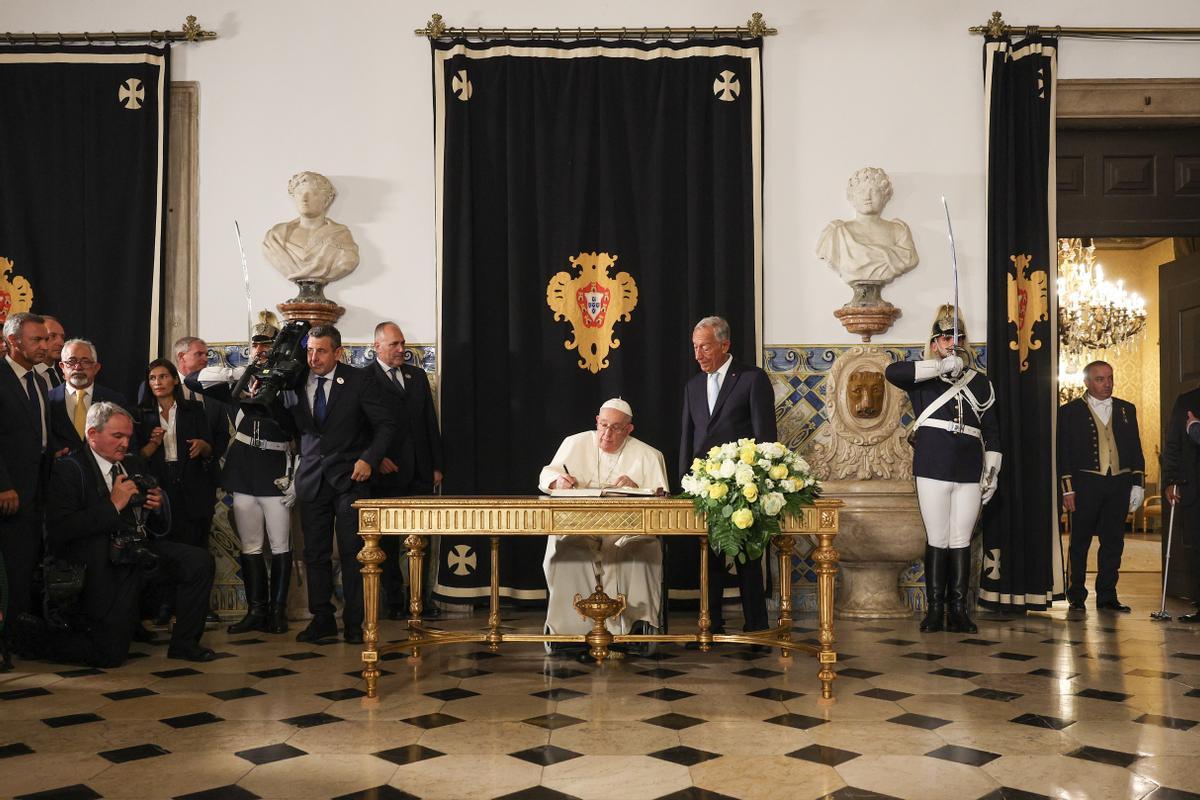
[546,252,638,374]
[0,256,34,326]
[1006,253,1048,372]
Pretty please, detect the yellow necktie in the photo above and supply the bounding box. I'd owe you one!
[72,392,87,439]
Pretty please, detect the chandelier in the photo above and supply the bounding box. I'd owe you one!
[1056,238,1148,402]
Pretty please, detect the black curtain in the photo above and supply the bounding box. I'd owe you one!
[0,45,169,400]
[980,35,1061,611]
[433,38,763,603]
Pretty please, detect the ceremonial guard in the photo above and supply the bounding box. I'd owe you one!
[190,313,298,634]
[885,305,1001,633]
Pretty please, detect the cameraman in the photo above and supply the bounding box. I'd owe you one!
[29,402,215,666]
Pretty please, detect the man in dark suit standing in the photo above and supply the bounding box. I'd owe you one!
[1164,384,1200,622]
[1058,361,1144,613]
[368,321,444,619]
[1,312,50,643]
[291,325,395,644]
[47,338,128,455]
[33,401,215,665]
[38,314,65,388]
[680,316,778,635]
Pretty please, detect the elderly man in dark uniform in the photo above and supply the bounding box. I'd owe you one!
[1058,360,1144,613]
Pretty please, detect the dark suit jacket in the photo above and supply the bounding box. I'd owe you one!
[680,360,778,480]
[365,360,444,494]
[0,358,48,506]
[289,364,396,502]
[1057,396,1145,495]
[45,450,168,620]
[1164,387,1200,507]
[47,383,129,455]
[134,398,221,520]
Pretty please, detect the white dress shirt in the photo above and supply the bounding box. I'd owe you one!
[1086,393,1113,426]
[93,450,122,492]
[306,364,338,411]
[159,403,178,462]
[66,384,93,417]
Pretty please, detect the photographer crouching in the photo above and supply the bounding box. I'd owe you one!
[14,401,216,666]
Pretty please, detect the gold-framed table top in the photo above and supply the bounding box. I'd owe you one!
[355,495,842,537]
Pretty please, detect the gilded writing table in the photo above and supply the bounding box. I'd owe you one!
[354,496,841,699]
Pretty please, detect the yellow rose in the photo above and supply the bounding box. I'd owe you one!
[691,458,704,474]
[708,482,729,500]
[705,460,722,476]
[731,508,755,529]
[769,464,788,480]
[739,446,757,465]
[742,483,759,502]
[708,446,723,459]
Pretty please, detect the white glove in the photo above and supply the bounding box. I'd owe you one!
[981,451,1003,505]
[1129,485,1145,514]
[280,480,297,509]
[939,355,964,376]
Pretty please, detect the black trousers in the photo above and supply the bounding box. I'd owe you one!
[299,478,367,631]
[48,539,213,667]
[379,477,433,611]
[707,550,769,632]
[1067,472,1133,605]
[0,508,41,624]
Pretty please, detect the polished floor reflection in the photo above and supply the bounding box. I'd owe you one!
[2,572,1199,800]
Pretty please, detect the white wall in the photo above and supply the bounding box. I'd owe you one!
[8,0,1200,345]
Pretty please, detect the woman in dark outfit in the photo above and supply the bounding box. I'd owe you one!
[885,306,1002,634]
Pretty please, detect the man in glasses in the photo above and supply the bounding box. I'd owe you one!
[538,398,669,641]
[48,339,128,456]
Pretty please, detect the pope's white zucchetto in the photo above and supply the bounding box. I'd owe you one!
[600,398,633,419]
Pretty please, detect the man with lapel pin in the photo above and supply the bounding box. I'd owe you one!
[680,316,778,641]
[1,312,51,650]
[291,325,395,644]
[367,321,444,619]
[47,338,128,456]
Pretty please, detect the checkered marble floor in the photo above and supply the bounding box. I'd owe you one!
[3,572,1200,800]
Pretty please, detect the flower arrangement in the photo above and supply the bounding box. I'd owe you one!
[680,439,821,562]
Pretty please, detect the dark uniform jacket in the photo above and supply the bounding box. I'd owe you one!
[134,398,224,520]
[885,362,999,483]
[1057,396,1145,495]
[365,360,444,494]
[47,383,129,454]
[1163,387,1200,507]
[680,361,777,480]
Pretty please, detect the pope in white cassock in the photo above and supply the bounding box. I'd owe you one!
[537,398,670,637]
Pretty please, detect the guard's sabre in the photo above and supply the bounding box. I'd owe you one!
[233,221,254,344]
[940,195,960,344]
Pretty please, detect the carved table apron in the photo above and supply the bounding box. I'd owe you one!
[354,496,842,699]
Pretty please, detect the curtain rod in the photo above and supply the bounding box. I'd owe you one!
[414,12,776,40]
[970,10,1200,39]
[0,15,217,46]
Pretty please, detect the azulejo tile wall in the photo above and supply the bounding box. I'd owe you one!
[204,342,984,616]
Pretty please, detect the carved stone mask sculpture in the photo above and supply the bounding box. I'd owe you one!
[847,369,885,418]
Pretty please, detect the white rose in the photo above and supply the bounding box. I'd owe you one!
[762,492,786,516]
[719,459,738,479]
[681,475,696,494]
[764,479,775,489]
[780,478,798,493]
[756,458,772,471]
[734,463,755,487]
[698,478,712,495]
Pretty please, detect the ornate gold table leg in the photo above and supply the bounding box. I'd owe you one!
[698,536,713,652]
[574,585,627,663]
[405,534,426,659]
[486,536,502,651]
[774,534,795,659]
[357,528,384,699]
[813,531,839,699]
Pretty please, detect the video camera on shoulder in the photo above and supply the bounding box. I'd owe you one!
[109,473,161,570]
[232,319,310,409]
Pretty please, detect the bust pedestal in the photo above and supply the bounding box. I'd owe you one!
[277,280,344,327]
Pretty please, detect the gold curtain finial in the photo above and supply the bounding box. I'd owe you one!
[986,11,1006,37]
[182,15,202,42]
[418,13,448,39]
[746,12,769,38]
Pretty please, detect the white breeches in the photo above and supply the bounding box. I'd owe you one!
[543,535,662,636]
[232,493,292,555]
[915,477,981,549]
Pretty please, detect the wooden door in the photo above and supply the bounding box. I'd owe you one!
[1160,252,1200,598]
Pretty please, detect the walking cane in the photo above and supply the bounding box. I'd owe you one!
[1150,500,1177,621]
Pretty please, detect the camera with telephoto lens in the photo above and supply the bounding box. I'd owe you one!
[232,319,311,408]
[108,473,161,569]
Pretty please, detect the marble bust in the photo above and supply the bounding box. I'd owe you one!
[816,167,918,287]
[263,171,359,288]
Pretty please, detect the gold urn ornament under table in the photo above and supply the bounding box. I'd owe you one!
[354,496,841,699]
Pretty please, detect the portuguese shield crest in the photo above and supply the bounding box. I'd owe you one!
[547,252,638,374]
[0,256,34,326]
[1006,253,1048,372]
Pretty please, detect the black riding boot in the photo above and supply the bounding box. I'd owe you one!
[946,546,978,634]
[920,545,948,633]
[228,554,269,634]
[268,554,292,634]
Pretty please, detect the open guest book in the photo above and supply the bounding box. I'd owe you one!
[547,487,660,497]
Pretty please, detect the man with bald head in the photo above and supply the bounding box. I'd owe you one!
[539,398,669,638]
